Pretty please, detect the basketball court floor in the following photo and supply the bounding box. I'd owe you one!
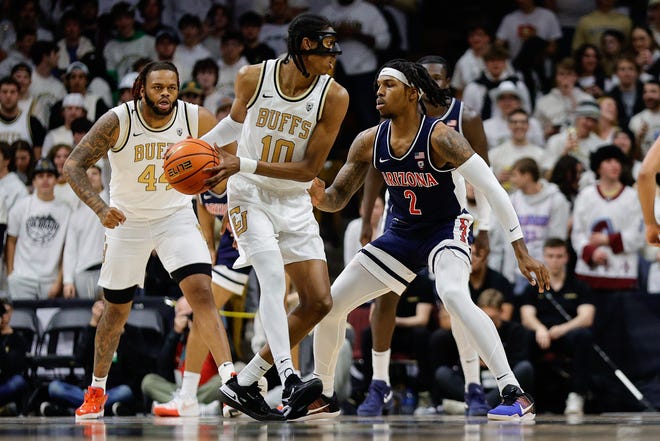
[1,413,659,441]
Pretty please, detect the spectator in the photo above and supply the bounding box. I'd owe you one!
[495,0,562,60]
[154,28,178,63]
[103,2,156,82]
[55,9,95,73]
[571,145,643,370]
[545,0,596,58]
[239,11,276,65]
[431,289,534,412]
[214,95,233,121]
[62,164,106,300]
[260,0,292,57]
[47,143,79,210]
[572,0,632,53]
[28,40,67,127]
[595,96,619,143]
[520,237,595,415]
[509,157,571,294]
[450,18,493,99]
[0,142,28,215]
[542,101,607,174]
[548,154,585,209]
[79,51,114,109]
[6,158,70,300]
[141,297,221,415]
[488,109,545,191]
[600,29,627,77]
[0,76,45,158]
[42,93,86,158]
[608,54,645,130]
[49,62,109,129]
[10,62,35,115]
[216,31,249,97]
[630,26,660,80]
[573,43,608,99]
[0,26,37,79]
[9,140,35,186]
[174,14,211,83]
[161,0,212,31]
[483,81,544,149]
[137,0,169,37]
[533,58,594,139]
[320,0,391,135]
[191,58,221,114]
[628,79,660,157]
[649,0,660,47]
[178,80,203,106]
[0,297,29,417]
[116,72,138,105]
[43,299,136,416]
[612,129,641,181]
[463,44,531,121]
[201,3,231,60]
[468,242,515,321]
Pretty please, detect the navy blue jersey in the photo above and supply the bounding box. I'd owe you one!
[374,114,465,226]
[199,189,240,268]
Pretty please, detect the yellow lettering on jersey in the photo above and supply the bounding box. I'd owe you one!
[260,135,294,163]
[229,206,248,237]
[256,108,269,127]
[135,144,144,161]
[134,142,172,162]
[137,163,171,191]
[289,115,302,135]
[278,113,292,132]
[299,120,311,140]
[255,107,311,139]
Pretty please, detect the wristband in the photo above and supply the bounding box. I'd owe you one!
[239,157,258,174]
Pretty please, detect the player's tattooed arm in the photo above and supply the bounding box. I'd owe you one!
[430,122,476,169]
[316,129,375,212]
[64,112,124,226]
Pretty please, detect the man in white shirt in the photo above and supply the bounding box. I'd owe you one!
[451,20,492,98]
[174,14,211,83]
[495,0,562,59]
[629,79,660,156]
[216,31,249,97]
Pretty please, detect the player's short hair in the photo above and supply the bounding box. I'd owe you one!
[285,14,339,77]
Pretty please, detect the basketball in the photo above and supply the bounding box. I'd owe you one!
[163,138,219,195]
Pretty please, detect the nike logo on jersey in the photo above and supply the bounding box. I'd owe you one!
[379,157,391,163]
[133,132,142,137]
[509,225,519,233]
[262,94,273,98]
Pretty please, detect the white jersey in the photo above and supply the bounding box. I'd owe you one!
[109,100,199,218]
[0,110,32,145]
[233,59,334,194]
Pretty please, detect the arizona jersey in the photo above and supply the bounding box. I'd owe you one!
[198,189,240,267]
[232,58,334,193]
[374,114,467,225]
[109,100,199,218]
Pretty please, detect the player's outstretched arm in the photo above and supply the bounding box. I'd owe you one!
[63,111,126,228]
[311,128,376,213]
[638,136,660,245]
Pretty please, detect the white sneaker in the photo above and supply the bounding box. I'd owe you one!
[199,400,220,416]
[564,392,584,415]
[153,392,199,417]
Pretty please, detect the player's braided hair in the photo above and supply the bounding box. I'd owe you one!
[375,59,452,114]
[132,61,180,104]
[285,13,333,78]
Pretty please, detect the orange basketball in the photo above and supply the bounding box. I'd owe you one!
[163,138,219,195]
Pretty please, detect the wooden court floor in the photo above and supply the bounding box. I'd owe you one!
[1,413,659,441]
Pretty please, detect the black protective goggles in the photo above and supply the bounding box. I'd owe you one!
[299,32,342,56]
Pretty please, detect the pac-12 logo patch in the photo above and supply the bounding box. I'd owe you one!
[177,128,183,136]
[306,101,314,112]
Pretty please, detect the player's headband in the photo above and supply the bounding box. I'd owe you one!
[298,31,342,56]
[378,67,425,99]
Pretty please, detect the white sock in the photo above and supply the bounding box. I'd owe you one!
[275,356,296,386]
[180,371,201,399]
[91,375,107,392]
[218,361,235,384]
[238,353,272,386]
[372,349,391,385]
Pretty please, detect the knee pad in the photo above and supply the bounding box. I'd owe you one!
[103,286,137,304]
[171,263,212,284]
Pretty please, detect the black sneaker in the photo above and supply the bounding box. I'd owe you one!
[281,375,323,420]
[219,376,285,421]
[288,393,341,421]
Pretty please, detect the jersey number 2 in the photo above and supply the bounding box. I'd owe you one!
[403,190,421,215]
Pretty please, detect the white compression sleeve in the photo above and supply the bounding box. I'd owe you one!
[457,154,523,243]
[200,116,243,147]
[472,186,492,232]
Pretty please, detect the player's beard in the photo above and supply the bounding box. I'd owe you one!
[144,93,178,116]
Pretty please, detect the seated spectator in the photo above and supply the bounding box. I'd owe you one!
[572,0,632,53]
[137,0,169,37]
[174,14,211,83]
[0,142,29,214]
[574,43,609,100]
[42,299,135,416]
[55,9,95,73]
[467,242,514,321]
[608,54,645,130]
[430,289,534,412]
[179,81,203,106]
[520,238,595,415]
[611,129,641,183]
[600,29,627,78]
[0,297,29,416]
[239,11,275,65]
[201,3,231,59]
[117,72,139,105]
[42,93,86,158]
[216,31,249,97]
[548,154,584,209]
[483,81,544,149]
[9,140,35,186]
[6,159,70,300]
[154,27,179,64]
[488,109,545,191]
[0,76,46,158]
[628,79,660,157]
[141,297,221,416]
[596,96,619,143]
[450,19,494,99]
[47,144,79,210]
[191,58,222,114]
[533,58,594,139]
[630,26,660,80]
[29,40,66,129]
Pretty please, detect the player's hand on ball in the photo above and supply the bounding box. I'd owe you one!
[307,177,326,206]
[98,206,126,228]
[204,146,240,187]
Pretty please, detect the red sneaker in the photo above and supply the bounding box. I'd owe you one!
[75,386,108,420]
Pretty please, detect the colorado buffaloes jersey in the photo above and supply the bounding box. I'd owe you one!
[109,100,199,218]
[233,58,334,193]
[374,114,467,225]
[198,189,240,267]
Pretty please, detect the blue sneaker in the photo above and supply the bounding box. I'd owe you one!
[357,380,394,416]
[487,384,535,421]
[465,383,491,416]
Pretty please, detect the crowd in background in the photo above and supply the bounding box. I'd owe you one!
[1,0,660,417]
